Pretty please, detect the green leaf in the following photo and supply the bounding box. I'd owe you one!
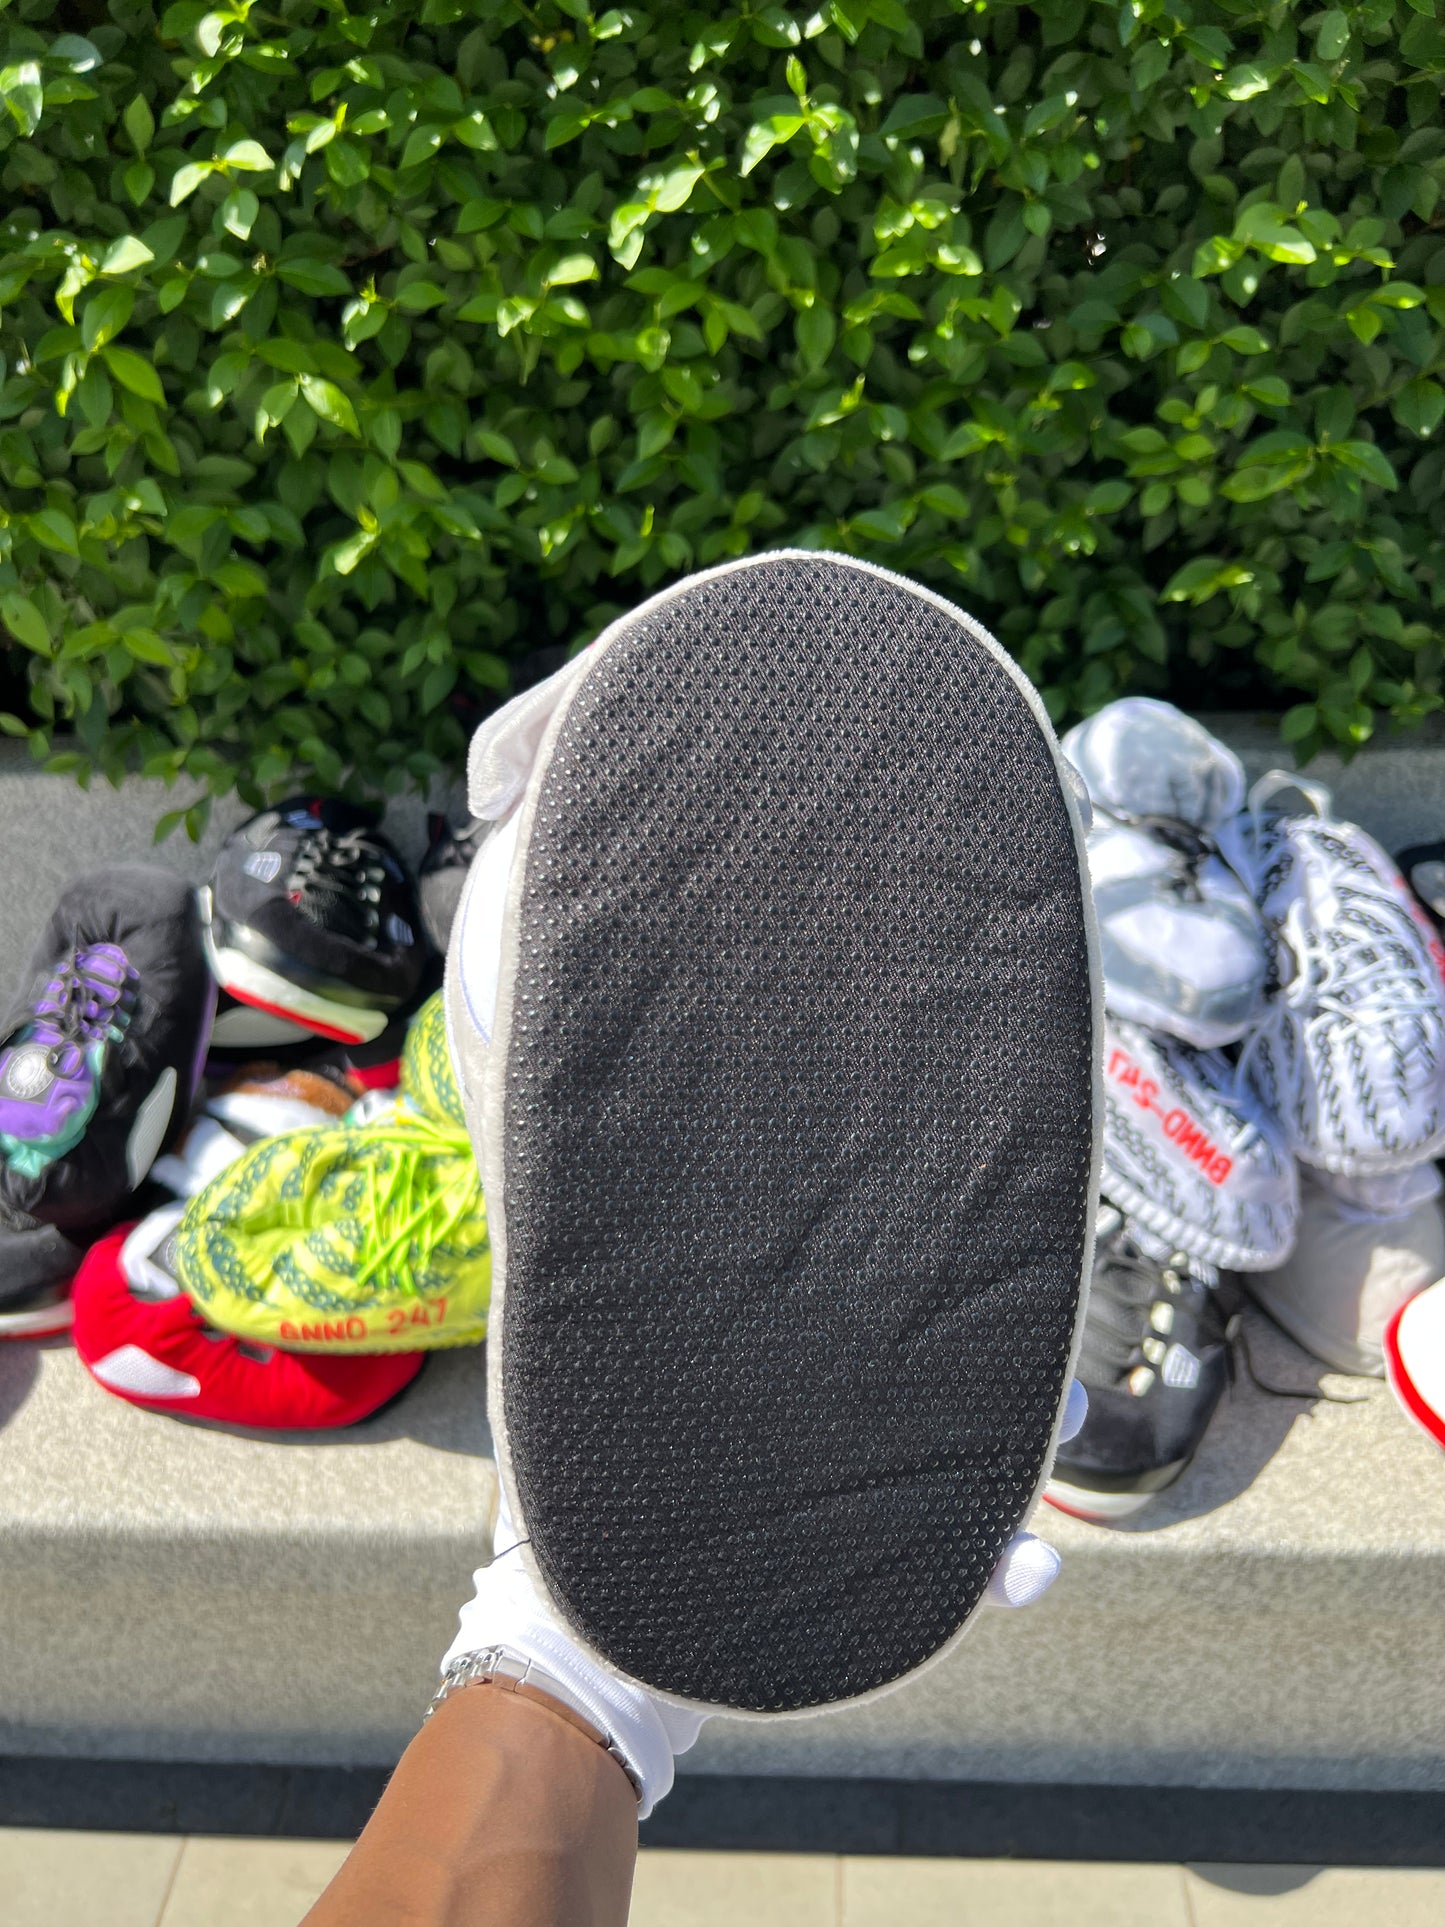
[1221,63,1270,100]
[282,404,318,459]
[1220,325,1270,354]
[99,235,155,277]
[421,660,458,710]
[275,260,352,296]
[49,34,101,72]
[256,339,314,374]
[1162,556,1253,603]
[636,412,675,460]
[28,509,80,556]
[919,483,970,517]
[1122,314,1179,359]
[1394,380,1445,440]
[1086,480,1131,513]
[399,460,446,499]
[142,215,189,267]
[1373,282,1424,310]
[257,380,298,429]
[1234,206,1316,265]
[0,62,43,138]
[545,109,590,151]
[395,281,446,312]
[740,113,805,177]
[452,111,495,152]
[169,161,212,206]
[476,429,519,466]
[795,301,836,370]
[124,630,175,666]
[1332,441,1398,489]
[1315,10,1349,60]
[101,346,165,403]
[82,286,135,350]
[1023,93,1075,138]
[984,205,1027,273]
[330,529,376,575]
[649,160,705,212]
[299,376,360,436]
[754,6,802,47]
[222,188,260,240]
[1221,465,1301,502]
[221,139,273,171]
[401,124,446,169]
[880,94,947,139]
[1,592,51,655]
[546,253,599,286]
[124,95,155,155]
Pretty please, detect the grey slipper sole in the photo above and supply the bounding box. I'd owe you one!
[453,552,1100,1713]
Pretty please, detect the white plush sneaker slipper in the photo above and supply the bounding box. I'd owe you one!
[1102,1016,1298,1273]
[1084,815,1269,1048]
[1062,698,1247,833]
[1063,701,1267,1048]
[445,552,1100,1714]
[1257,1175,1445,1377]
[1222,772,1445,1176]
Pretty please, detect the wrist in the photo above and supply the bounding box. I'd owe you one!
[428,1646,643,1803]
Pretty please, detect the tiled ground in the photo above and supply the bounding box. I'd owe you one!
[3,1832,1445,1926]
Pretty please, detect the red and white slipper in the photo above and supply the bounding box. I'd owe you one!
[1384,1280,1445,1449]
[72,1219,424,1430]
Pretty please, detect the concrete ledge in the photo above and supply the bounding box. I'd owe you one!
[3,1308,1444,1790]
[3,724,1445,1792]
[0,1341,494,1767]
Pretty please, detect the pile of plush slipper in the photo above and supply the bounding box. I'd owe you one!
[0,796,488,1432]
[1047,698,1445,1522]
[12,702,1445,1491]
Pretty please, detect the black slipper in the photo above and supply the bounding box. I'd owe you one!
[447,552,1099,1713]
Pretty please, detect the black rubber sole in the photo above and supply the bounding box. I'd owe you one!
[490,554,1097,1711]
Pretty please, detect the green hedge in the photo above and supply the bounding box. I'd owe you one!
[1,0,1443,822]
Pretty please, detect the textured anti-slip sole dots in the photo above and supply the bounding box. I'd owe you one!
[491,554,1097,1712]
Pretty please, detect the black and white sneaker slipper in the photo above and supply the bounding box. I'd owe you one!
[0,1203,87,1338]
[446,552,1100,1714]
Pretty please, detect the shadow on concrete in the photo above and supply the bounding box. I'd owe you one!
[1112,1306,1345,1534]
[1189,1863,1322,1894]
[2,1762,1440,1865]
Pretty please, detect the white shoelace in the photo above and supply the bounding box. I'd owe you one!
[1238,890,1445,1110]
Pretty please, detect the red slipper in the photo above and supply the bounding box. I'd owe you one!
[72,1221,424,1429]
[1385,1280,1445,1450]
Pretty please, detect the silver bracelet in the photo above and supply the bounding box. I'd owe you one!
[425,1646,641,1802]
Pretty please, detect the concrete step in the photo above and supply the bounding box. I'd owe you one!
[2,1306,1443,1790]
[3,722,1445,1793]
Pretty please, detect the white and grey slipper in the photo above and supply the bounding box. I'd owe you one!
[446,551,1100,1714]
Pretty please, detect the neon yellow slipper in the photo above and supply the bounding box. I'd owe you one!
[173,999,488,1352]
